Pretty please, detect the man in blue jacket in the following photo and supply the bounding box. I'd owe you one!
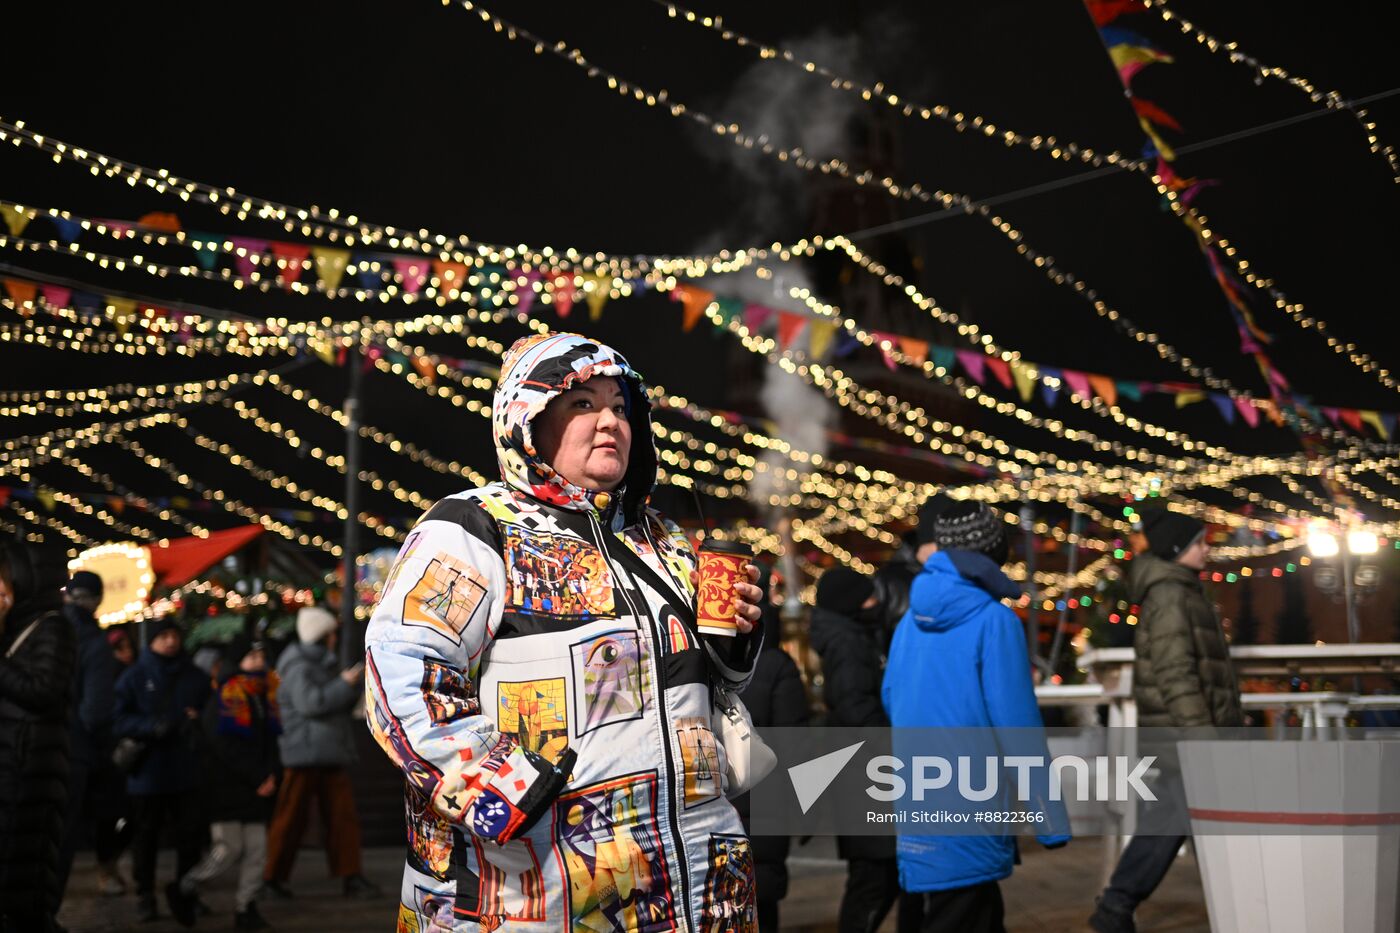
[882,500,1070,933]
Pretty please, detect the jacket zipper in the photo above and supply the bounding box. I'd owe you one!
[586,511,693,931]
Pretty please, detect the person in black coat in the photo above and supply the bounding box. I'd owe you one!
[736,566,810,933]
[57,570,120,899]
[113,619,212,923]
[169,636,280,930]
[0,542,76,933]
[810,567,919,933]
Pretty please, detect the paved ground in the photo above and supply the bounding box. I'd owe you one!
[58,838,1209,932]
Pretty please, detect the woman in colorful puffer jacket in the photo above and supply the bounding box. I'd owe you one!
[366,332,764,933]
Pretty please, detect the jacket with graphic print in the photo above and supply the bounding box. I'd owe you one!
[365,332,760,933]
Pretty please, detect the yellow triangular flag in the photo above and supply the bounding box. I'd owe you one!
[586,273,610,321]
[808,320,838,359]
[316,339,337,366]
[312,247,351,292]
[1361,410,1389,440]
[1175,390,1206,408]
[37,488,56,512]
[1009,360,1037,403]
[107,297,137,335]
[3,207,31,237]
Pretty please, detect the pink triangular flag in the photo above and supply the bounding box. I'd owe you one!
[40,285,71,309]
[392,258,429,296]
[1062,369,1092,400]
[955,349,986,384]
[1234,397,1261,428]
[743,305,775,333]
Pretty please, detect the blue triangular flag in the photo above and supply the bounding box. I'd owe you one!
[1039,367,1060,407]
[51,217,82,243]
[1210,393,1236,425]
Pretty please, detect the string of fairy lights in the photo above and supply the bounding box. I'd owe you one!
[646,4,1400,402]
[1140,0,1399,183]
[7,107,1396,424]
[4,9,1397,594]
[437,0,1400,411]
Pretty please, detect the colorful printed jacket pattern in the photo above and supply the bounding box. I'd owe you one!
[366,332,759,933]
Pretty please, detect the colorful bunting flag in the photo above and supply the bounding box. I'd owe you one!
[3,206,30,237]
[1175,390,1206,408]
[393,258,430,296]
[896,337,929,367]
[672,284,714,332]
[413,356,437,385]
[808,320,838,360]
[433,260,469,298]
[1039,368,1061,407]
[777,313,808,351]
[106,297,136,335]
[931,345,956,374]
[1131,97,1182,132]
[271,242,310,287]
[37,489,56,512]
[50,217,82,243]
[955,349,986,385]
[586,272,610,321]
[2,278,37,314]
[514,270,542,316]
[1361,410,1390,440]
[1087,374,1118,407]
[137,211,181,232]
[1010,361,1037,403]
[553,276,576,318]
[312,247,352,292]
[1062,370,1092,400]
[743,305,774,333]
[985,355,1013,390]
[1210,393,1236,424]
[712,299,743,331]
[39,285,71,310]
[1233,399,1259,428]
[190,233,222,271]
[1086,0,1143,26]
[1116,381,1143,403]
[229,237,267,278]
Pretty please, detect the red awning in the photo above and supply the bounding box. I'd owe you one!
[148,525,266,587]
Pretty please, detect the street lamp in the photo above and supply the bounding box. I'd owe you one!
[1307,525,1380,645]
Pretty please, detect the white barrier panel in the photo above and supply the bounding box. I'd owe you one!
[1178,740,1400,933]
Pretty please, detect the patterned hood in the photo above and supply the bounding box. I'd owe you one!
[492,331,658,524]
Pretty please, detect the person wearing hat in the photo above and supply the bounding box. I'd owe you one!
[167,636,280,930]
[1090,509,1243,933]
[882,500,1070,933]
[260,606,378,900]
[113,617,211,922]
[57,569,124,898]
[0,542,76,933]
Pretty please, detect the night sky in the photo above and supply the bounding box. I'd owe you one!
[4,0,1399,595]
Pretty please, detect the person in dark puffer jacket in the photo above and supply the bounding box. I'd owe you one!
[114,619,212,923]
[811,567,924,933]
[170,635,280,931]
[57,569,120,899]
[1090,509,1243,933]
[735,564,810,933]
[0,542,76,933]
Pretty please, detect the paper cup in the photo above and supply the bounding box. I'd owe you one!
[695,540,752,637]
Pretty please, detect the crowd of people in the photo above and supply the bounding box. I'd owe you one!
[0,548,380,933]
[2,331,1246,933]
